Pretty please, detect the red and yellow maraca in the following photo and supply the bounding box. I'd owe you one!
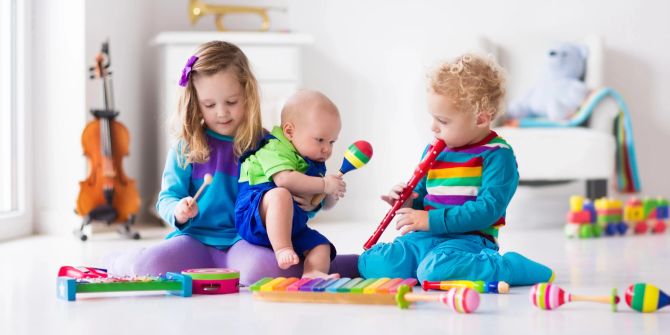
[310,140,373,205]
[625,283,670,313]
[530,283,619,311]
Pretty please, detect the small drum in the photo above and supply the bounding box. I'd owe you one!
[182,268,240,295]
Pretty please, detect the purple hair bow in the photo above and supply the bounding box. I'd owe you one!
[179,55,199,87]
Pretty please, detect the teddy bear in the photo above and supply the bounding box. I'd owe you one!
[507,42,589,122]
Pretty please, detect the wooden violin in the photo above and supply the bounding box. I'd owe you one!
[75,41,141,241]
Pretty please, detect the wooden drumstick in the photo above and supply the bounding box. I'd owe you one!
[189,173,212,207]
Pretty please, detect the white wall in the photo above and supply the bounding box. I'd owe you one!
[35,0,670,233]
[32,0,86,234]
[288,0,670,224]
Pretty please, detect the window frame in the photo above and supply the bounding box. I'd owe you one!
[0,0,32,240]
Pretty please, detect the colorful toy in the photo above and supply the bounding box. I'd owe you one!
[57,272,192,301]
[643,197,668,234]
[625,197,647,234]
[565,195,601,238]
[250,277,479,313]
[594,197,627,236]
[182,268,239,294]
[310,140,373,206]
[364,138,446,249]
[189,173,213,207]
[566,195,668,238]
[624,283,670,313]
[422,280,509,294]
[530,283,619,311]
[57,266,108,279]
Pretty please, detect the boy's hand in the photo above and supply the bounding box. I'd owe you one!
[174,197,198,224]
[395,208,429,235]
[381,182,418,207]
[323,174,346,198]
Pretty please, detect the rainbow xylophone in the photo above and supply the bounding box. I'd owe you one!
[625,283,670,313]
[249,277,480,313]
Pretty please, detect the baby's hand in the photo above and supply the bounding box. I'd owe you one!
[293,194,318,212]
[395,208,429,235]
[380,182,418,207]
[323,175,346,198]
[174,197,198,224]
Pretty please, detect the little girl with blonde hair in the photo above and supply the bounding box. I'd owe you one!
[104,41,358,283]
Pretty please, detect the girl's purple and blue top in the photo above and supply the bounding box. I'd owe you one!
[157,129,241,249]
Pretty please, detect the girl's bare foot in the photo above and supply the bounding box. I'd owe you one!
[275,247,299,270]
[302,271,340,279]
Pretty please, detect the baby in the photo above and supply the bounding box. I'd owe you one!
[235,90,346,279]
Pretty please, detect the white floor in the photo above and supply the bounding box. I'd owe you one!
[1,223,669,335]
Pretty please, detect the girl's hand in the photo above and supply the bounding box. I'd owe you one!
[174,197,199,224]
[293,194,318,212]
[323,175,346,198]
[380,182,418,207]
[395,208,429,235]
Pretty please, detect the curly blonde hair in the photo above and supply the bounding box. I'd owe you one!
[174,41,263,166]
[430,54,506,119]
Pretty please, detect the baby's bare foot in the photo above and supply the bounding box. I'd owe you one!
[274,247,299,270]
[302,271,340,279]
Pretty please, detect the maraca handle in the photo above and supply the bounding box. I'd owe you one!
[309,171,344,206]
[363,139,446,250]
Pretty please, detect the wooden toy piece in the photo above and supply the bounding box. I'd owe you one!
[57,272,192,301]
[181,268,239,294]
[422,280,510,294]
[625,283,670,313]
[530,283,619,311]
[364,138,446,250]
[250,277,475,312]
[310,140,373,206]
[647,197,668,234]
[595,197,626,236]
[625,197,647,234]
[565,196,600,238]
[396,285,480,313]
[189,173,213,207]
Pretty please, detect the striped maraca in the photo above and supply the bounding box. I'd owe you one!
[530,283,619,311]
[396,285,479,313]
[625,283,670,313]
[310,140,373,205]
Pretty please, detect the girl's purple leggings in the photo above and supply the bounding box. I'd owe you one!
[103,235,359,285]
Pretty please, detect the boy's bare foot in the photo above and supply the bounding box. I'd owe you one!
[275,247,299,270]
[302,271,340,279]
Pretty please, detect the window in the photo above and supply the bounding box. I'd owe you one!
[1,0,16,213]
[0,0,31,240]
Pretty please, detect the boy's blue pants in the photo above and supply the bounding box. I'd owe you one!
[358,232,553,285]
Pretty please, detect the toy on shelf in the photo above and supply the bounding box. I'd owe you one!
[57,266,108,279]
[422,280,509,294]
[530,283,619,311]
[566,195,668,238]
[624,283,670,313]
[57,272,192,301]
[249,277,480,313]
[565,195,601,238]
[364,138,446,249]
[182,268,239,294]
[310,140,373,206]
